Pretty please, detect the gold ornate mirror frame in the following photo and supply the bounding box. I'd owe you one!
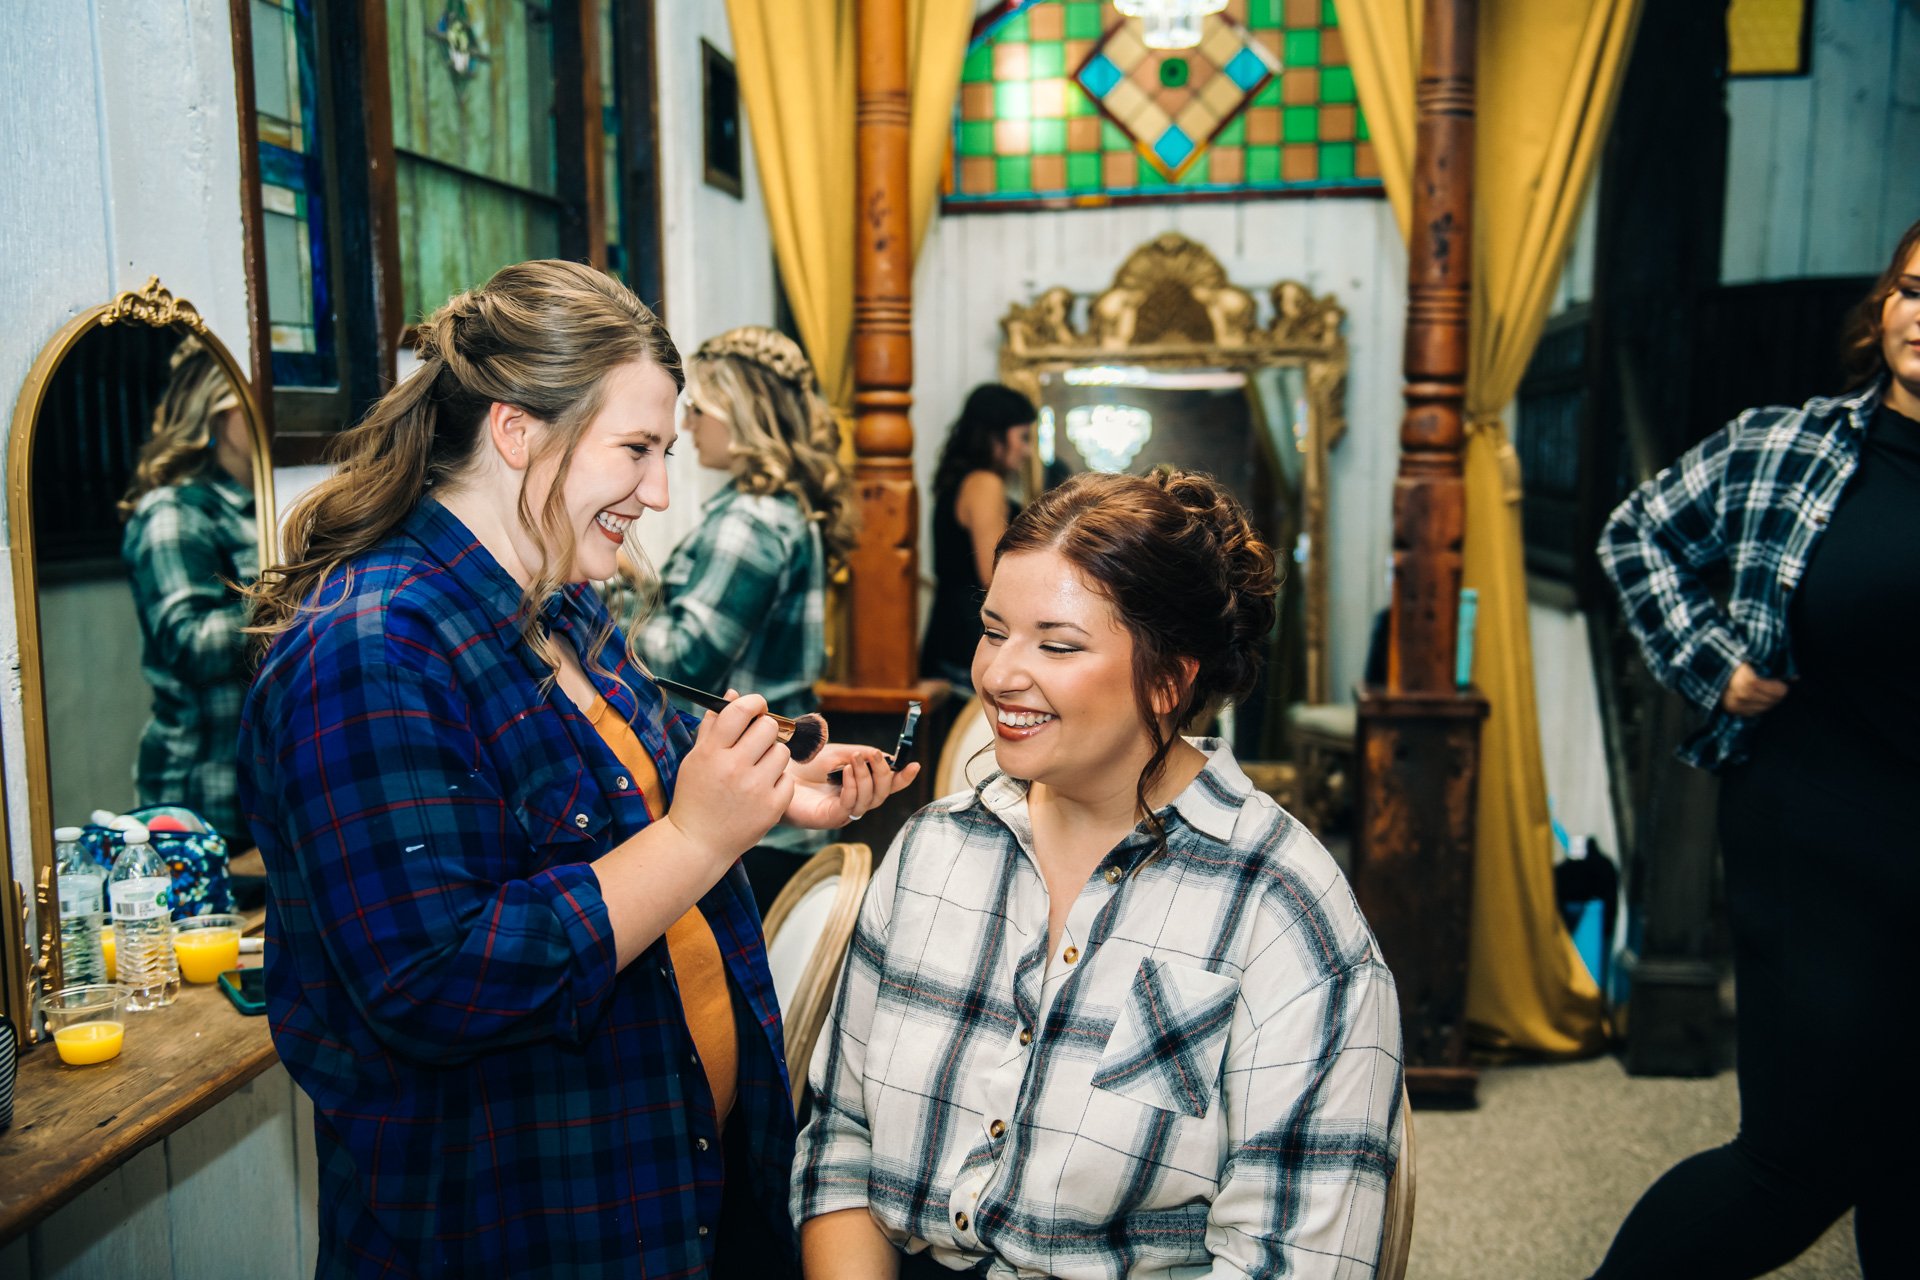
[998,232,1349,704]
[4,277,278,1038]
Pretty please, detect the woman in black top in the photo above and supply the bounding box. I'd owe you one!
[920,384,1035,691]
[1592,220,1920,1279]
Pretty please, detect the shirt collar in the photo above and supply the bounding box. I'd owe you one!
[206,465,256,515]
[398,497,603,643]
[1841,377,1887,432]
[967,736,1251,847]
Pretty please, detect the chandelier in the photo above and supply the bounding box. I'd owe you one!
[1112,0,1229,50]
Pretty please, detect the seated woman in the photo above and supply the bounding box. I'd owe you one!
[120,335,258,848]
[919,383,1035,692]
[635,326,857,910]
[796,468,1402,1278]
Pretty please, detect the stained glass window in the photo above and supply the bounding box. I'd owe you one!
[251,0,337,387]
[948,0,1380,208]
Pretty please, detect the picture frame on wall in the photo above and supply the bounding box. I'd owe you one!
[702,39,743,199]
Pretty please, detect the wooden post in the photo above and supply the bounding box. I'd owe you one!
[816,0,948,848]
[1352,0,1489,1104]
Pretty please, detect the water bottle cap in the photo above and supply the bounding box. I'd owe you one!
[121,824,151,845]
[54,826,83,841]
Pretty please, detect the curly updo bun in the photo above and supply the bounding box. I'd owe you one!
[995,467,1278,836]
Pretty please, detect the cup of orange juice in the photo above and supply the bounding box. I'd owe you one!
[42,984,128,1066]
[172,914,244,984]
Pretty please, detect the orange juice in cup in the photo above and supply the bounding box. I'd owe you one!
[172,914,243,984]
[43,984,128,1066]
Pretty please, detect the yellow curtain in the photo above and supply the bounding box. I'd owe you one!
[1335,0,1640,1055]
[725,0,972,410]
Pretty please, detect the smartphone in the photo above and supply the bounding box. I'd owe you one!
[218,967,267,1016]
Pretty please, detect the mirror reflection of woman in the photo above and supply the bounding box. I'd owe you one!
[919,384,1035,692]
[240,261,911,1278]
[632,327,858,910]
[798,469,1402,1278]
[118,335,259,848]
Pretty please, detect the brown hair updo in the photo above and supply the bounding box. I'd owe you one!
[248,260,681,677]
[996,466,1277,843]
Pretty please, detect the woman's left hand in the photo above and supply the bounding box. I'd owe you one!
[784,745,921,829]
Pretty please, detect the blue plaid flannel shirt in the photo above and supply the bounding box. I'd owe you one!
[239,498,795,1278]
[1597,380,1885,771]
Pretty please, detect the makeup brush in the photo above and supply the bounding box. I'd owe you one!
[650,676,828,764]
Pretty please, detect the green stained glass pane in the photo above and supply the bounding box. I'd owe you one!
[1065,1,1105,40]
[1253,78,1282,106]
[1029,42,1066,79]
[1066,84,1096,116]
[1177,153,1210,185]
[1247,147,1281,183]
[996,81,1031,119]
[1067,151,1101,189]
[1137,155,1169,186]
[1102,120,1130,149]
[1001,11,1029,40]
[1285,30,1321,67]
[1324,0,1339,23]
[960,120,995,156]
[1323,66,1355,103]
[1248,0,1282,29]
[1357,109,1370,141]
[963,43,993,83]
[1216,114,1246,145]
[1032,119,1066,154]
[1321,142,1355,180]
[1284,106,1318,142]
[997,154,1032,192]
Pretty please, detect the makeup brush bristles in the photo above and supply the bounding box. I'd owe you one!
[784,713,827,764]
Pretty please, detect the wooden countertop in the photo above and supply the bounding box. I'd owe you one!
[0,857,277,1244]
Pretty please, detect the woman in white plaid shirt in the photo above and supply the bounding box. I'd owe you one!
[1591,219,1920,1279]
[796,468,1402,1278]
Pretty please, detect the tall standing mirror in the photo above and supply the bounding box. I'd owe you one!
[5,278,277,1034]
[999,233,1348,765]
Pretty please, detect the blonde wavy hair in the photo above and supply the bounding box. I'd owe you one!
[246,260,682,680]
[118,335,242,521]
[687,327,858,566]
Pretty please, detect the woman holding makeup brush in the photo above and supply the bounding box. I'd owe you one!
[238,262,913,1280]
[633,326,860,911]
[1591,218,1920,1279]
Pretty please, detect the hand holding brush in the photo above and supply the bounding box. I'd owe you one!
[650,676,829,763]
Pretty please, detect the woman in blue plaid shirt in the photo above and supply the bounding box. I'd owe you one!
[1591,220,1920,1279]
[797,469,1401,1279]
[239,261,913,1278]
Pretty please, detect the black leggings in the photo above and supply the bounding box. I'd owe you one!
[1590,761,1917,1279]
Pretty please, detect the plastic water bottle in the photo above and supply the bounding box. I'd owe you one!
[109,825,179,1010]
[55,826,107,986]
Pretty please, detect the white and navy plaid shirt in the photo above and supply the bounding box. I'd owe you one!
[795,740,1402,1278]
[1597,380,1884,771]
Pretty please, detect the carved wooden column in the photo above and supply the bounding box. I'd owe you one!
[1352,0,1489,1103]
[817,0,948,851]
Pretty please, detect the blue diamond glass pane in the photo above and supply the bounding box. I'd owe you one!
[1153,125,1196,169]
[1224,47,1269,91]
[1078,52,1124,99]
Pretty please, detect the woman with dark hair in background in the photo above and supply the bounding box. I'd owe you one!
[798,468,1401,1279]
[1592,217,1920,1279]
[919,383,1035,691]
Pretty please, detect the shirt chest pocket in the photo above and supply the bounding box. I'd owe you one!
[1090,956,1240,1119]
[505,763,610,865]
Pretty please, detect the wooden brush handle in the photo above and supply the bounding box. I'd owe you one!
[651,676,798,732]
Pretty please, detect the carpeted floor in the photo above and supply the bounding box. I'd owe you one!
[1405,1055,1860,1279]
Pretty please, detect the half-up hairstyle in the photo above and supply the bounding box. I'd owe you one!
[118,335,242,520]
[686,326,858,567]
[996,467,1277,849]
[1842,215,1920,388]
[247,259,682,679]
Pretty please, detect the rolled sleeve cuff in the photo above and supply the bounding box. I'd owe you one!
[538,860,621,1028]
[1672,625,1745,713]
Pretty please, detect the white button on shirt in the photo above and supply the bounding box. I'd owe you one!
[794,740,1402,1279]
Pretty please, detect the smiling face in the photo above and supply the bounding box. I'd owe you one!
[1881,241,1920,418]
[972,548,1157,796]
[522,357,680,583]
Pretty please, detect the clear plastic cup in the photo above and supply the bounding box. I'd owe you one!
[172,914,244,985]
[42,984,129,1066]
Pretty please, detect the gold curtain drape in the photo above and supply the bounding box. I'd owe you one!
[724,0,972,410]
[1335,0,1640,1055]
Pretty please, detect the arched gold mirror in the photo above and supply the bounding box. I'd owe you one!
[5,277,276,1034]
[999,233,1348,770]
